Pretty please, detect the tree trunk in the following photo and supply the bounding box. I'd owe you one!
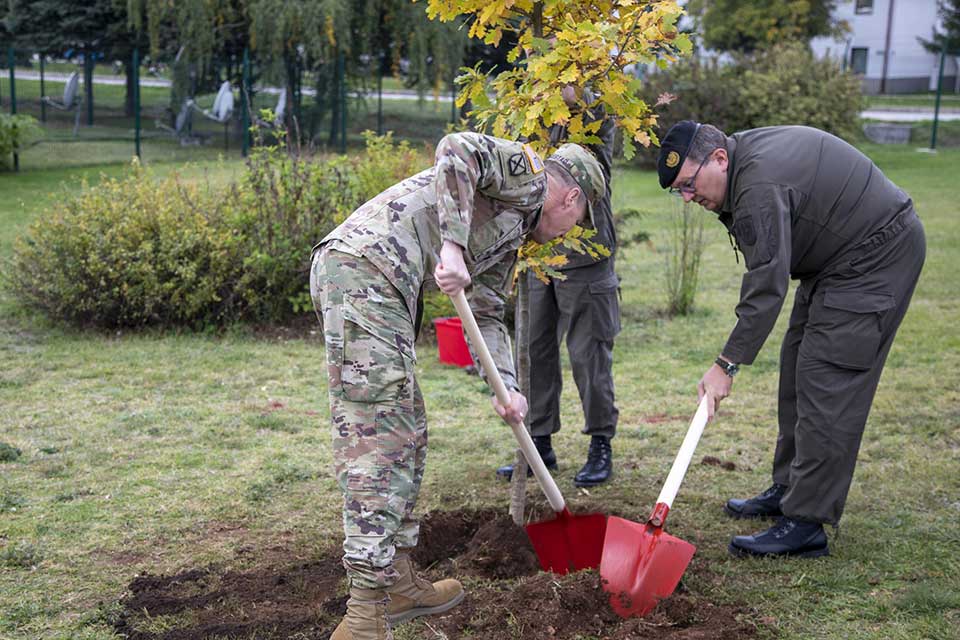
[509,272,531,526]
[509,2,544,528]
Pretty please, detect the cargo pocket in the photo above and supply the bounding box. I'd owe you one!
[589,274,621,339]
[339,301,412,403]
[806,290,896,371]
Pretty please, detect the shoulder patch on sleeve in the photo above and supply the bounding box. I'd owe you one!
[522,144,544,174]
[507,152,528,176]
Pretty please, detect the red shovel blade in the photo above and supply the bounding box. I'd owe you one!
[525,508,607,574]
[600,514,697,618]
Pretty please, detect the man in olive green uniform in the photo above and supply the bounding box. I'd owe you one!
[496,103,621,487]
[657,121,925,558]
[311,132,605,639]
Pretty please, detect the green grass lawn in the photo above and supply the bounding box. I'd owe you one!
[0,143,958,639]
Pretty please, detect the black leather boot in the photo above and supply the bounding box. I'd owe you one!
[728,517,829,558]
[573,436,612,487]
[724,483,786,519]
[496,435,557,480]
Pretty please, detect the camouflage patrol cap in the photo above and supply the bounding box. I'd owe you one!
[547,143,606,225]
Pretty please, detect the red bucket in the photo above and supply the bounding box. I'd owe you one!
[433,317,474,367]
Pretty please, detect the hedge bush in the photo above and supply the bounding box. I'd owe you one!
[0,114,42,170]
[6,133,427,328]
[637,42,863,164]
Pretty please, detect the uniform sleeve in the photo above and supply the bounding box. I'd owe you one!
[434,132,499,250]
[586,108,615,187]
[722,184,793,365]
[465,254,519,392]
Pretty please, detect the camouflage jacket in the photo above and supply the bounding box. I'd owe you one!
[316,132,549,391]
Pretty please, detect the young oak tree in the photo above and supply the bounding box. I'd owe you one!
[424,0,690,522]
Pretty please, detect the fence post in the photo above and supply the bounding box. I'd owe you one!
[337,51,347,153]
[930,43,947,151]
[84,51,94,126]
[377,53,383,136]
[8,46,18,171]
[451,71,457,124]
[133,48,141,159]
[40,55,47,122]
[242,48,250,157]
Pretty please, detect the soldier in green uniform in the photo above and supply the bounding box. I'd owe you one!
[496,89,620,487]
[657,121,925,558]
[311,132,605,640]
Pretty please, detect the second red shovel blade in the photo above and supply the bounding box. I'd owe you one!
[600,515,697,618]
[526,511,607,574]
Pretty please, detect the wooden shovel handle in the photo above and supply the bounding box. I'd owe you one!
[655,396,710,509]
[451,290,566,514]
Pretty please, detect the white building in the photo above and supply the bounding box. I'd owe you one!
[811,0,959,94]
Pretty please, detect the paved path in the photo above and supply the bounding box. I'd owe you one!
[9,70,451,102]
[861,109,960,122]
[11,70,960,115]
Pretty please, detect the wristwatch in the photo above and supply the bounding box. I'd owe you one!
[715,356,740,378]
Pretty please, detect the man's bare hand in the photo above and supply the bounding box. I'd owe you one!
[697,363,733,420]
[492,390,528,427]
[435,240,471,295]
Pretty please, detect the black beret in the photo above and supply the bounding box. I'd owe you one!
[657,120,701,189]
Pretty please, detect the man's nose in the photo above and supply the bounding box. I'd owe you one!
[682,191,695,203]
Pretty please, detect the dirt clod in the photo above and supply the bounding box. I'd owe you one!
[701,455,738,471]
[114,509,760,640]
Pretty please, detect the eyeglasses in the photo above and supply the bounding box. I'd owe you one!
[668,150,714,197]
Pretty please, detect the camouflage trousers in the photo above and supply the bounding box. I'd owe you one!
[310,246,427,590]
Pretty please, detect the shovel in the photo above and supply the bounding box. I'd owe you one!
[600,396,710,618]
[451,290,607,573]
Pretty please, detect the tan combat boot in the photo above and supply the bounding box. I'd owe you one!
[385,553,465,624]
[330,587,392,640]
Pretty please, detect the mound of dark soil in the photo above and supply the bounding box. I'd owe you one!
[114,509,760,640]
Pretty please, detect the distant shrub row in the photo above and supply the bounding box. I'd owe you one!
[635,42,863,164]
[6,132,426,328]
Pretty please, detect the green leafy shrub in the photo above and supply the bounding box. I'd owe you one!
[229,131,425,322]
[6,133,428,328]
[7,161,240,327]
[664,201,706,316]
[0,113,41,170]
[737,42,863,141]
[638,42,863,164]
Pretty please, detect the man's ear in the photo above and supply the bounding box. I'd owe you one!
[714,147,729,171]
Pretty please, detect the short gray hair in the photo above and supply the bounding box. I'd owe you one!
[687,124,727,163]
[546,160,587,209]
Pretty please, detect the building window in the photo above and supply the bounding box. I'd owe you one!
[855,0,874,14]
[851,47,869,74]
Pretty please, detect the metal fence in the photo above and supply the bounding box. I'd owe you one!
[1,46,458,171]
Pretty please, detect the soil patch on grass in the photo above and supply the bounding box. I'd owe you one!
[114,509,759,639]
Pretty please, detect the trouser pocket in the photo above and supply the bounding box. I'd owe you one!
[802,290,896,370]
[338,301,412,403]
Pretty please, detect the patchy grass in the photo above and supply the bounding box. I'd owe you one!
[0,144,958,639]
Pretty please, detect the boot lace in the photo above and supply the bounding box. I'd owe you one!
[586,438,610,463]
[770,517,796,539]
[760,483,786,499]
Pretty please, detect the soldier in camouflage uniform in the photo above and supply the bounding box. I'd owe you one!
[311,132,605,640]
